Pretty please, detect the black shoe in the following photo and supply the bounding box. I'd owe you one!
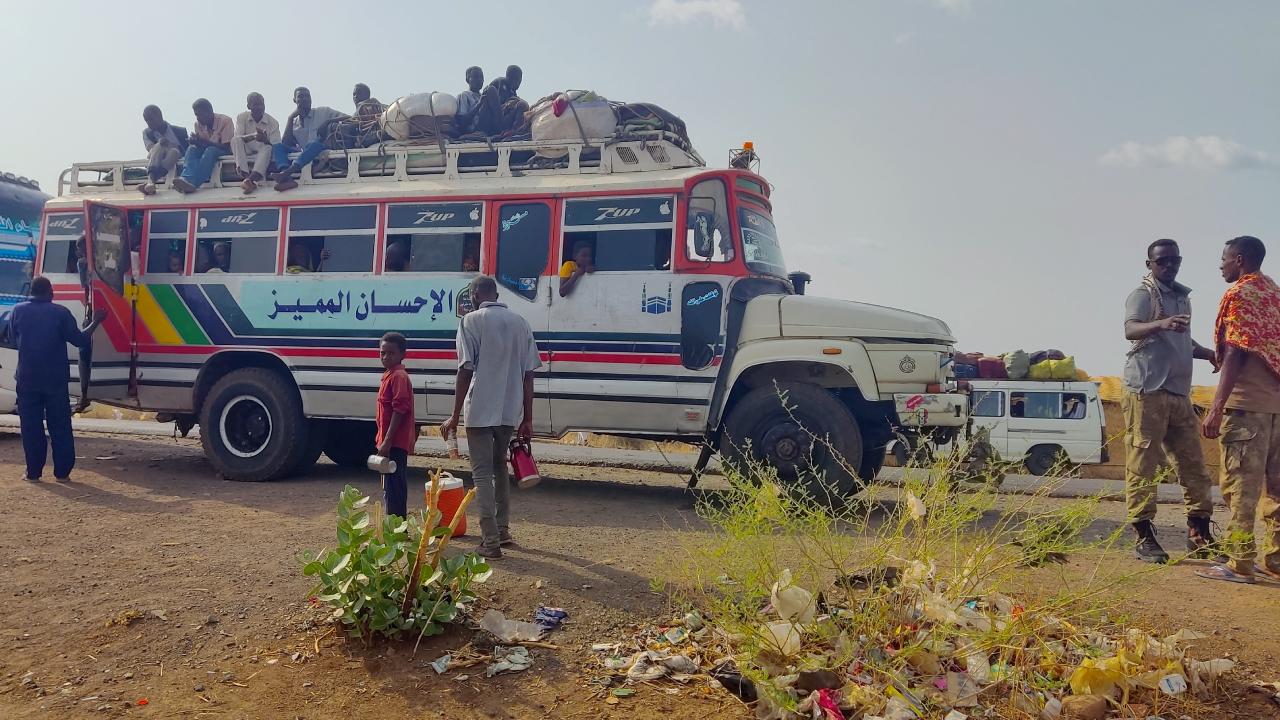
[476,546,502,560]
[1133,520,1169,564]
[499,535,516,547]
[1186,516,1221,559]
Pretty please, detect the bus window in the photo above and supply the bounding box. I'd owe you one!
[287,205,377,273]
[41,212,84,274]
[195,207,280,274]
[739,206,786,277]
[686,179,732,263]
[145,210,189,274]
[385,202,483,273]
[495,203,550,300]
[562,196,674,272]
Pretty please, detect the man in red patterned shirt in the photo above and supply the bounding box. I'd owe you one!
[376,332,416,519]
[1199,235,1280,584]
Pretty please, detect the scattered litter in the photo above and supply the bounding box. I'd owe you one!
[534,580,544,589]
[662,626,689,645]
[611,688,635,697]
[136,698,148,706]
[1158,673,1188,696]
[454,674,469,682]
[430,654,451,674]
[479,609,546,643]
[532,606,568,631]
[616,565,1237,720]
[1249,680,1280,707]
[486,646,532,677]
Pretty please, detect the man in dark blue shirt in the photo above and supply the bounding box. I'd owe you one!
[10,276,106,482]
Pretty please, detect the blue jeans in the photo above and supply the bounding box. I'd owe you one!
[18,388,76,479]
[271,141,326,174]
[180,145,222,186]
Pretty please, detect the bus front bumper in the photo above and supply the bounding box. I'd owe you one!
[893,392,967,428]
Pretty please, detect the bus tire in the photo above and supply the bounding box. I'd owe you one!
[293,420,329,475]
[323,420,377,468]
[1025,444,1065,477]
[722,382,864,498]
[200,368,307,482]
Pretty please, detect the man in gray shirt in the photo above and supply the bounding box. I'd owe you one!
[441,276,541,559]
[1122,238,1217,563]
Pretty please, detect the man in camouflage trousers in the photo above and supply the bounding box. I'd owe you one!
[1122,239,1217,563]
[1198,236,1280,584]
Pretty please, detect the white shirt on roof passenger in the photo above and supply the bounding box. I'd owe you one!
[289,106,347,146]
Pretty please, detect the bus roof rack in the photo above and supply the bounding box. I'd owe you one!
[59,131,704,197]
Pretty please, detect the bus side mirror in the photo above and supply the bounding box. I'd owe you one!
[788,271,811,295]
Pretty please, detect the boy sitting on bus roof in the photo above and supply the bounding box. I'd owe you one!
[272,87,348,192]
[173,99,233,194]
[139,105,189,196]
[558,241,594,297]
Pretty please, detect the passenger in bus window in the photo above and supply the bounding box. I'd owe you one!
[168,250,184,274]
[463,249,479,273]
[140,105,189,196]
[286,241,330,274]
[385,241,409,272]
[456,66,484,134]
[173,99,233,194]
[272,87,349,192]
[201,241,231,273]
[558,241,594,297]
[231,92,281,195]
[195,244,214,274]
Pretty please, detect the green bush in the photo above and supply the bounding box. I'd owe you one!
[302,485,491,646]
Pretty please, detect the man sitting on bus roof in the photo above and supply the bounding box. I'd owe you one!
[455,66,484,134]
[231,93,281,195]
[475,65,529,138]
[140,105,189,196]
[173,99,233,194]
[558,241,594,297]
[272,87,349,192]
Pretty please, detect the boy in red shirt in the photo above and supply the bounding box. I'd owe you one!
[376,332,416,518]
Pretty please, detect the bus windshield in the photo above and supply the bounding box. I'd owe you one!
[739,207,786,277]
[0,255,33,299]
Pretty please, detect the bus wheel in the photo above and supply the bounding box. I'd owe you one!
[200,368,307,481]
[323,421,377,467]
[293,420,329,475]
[722,382,864,498]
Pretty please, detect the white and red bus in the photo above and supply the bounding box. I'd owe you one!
[20,132,967,495]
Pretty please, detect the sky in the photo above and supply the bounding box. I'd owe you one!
[3,1,1277,383]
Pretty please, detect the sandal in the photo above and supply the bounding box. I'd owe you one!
[1194,565,1256,584]
[1255,564,1280,583]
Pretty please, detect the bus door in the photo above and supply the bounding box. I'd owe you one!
[484,200,554,432]
[82,202,139,403]
[548,194,681,434]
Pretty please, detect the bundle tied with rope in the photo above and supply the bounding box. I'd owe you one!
[529,90,618,158]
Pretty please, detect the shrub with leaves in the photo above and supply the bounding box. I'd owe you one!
[302,485,490,647]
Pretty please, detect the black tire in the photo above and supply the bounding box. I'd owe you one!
[293,420,329,475]
[1024,444,1064,477]
[858,442,887,482]
[722,382,864,498]
[323,420,377,468]
[200,368,307,482]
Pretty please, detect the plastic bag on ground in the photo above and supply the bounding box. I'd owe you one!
[771,569,817,624]
[480,609,547,643]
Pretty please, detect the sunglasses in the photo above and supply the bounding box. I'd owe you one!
[1151,256,1183,268]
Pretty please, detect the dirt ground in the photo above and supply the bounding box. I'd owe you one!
[1,427,1278,720]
